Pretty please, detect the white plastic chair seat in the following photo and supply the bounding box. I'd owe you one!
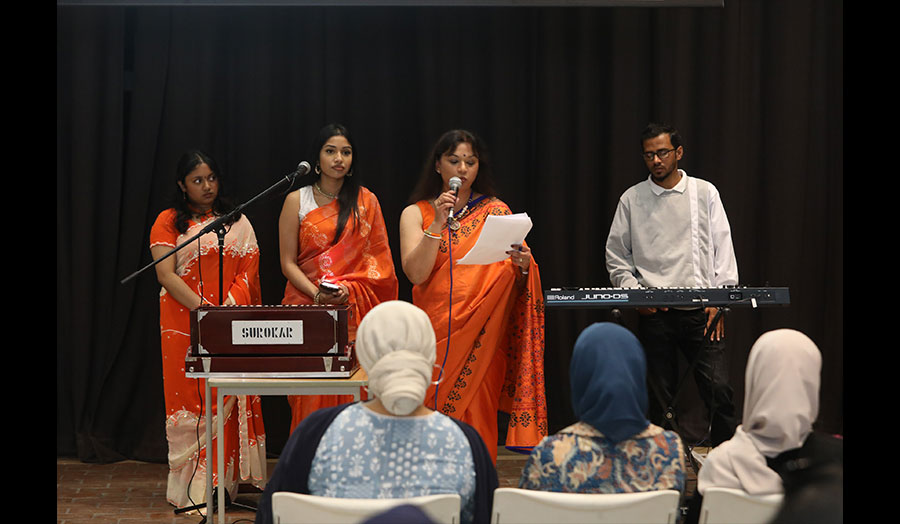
[698,487,784,524]
[271,491,461,524]
[490,487,681,524]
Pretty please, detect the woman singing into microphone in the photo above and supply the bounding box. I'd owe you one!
[398,129,547,462]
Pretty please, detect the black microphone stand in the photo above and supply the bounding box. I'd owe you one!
[120,162,308,521]
[121,163,307,288]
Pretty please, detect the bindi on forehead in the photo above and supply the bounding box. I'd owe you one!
[186,165,213,179]
[449,144,477,158]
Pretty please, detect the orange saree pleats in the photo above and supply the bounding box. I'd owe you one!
[283,187,398,433]
[413,198,547,463]
[151,210,267,507]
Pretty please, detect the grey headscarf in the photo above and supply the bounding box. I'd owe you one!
[355,301,436,416]
[698,329,821,495]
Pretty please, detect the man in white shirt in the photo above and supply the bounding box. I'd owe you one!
[605,123,738,446]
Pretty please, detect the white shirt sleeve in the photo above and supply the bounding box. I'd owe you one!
[605,197,641,288]
[708,185,739,287]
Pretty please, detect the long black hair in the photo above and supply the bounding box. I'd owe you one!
[408,129,497,204]
[297,123,361,244]
[172,149,240,234]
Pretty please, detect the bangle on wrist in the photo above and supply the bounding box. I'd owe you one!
[423,229,441,240]
[314,290,322,304]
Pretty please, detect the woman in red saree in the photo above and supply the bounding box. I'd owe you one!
[279,124,399,432]
[399,130,547,463]
[150,150,267,509]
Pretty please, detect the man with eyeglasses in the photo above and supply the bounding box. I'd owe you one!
[605,122,739,447]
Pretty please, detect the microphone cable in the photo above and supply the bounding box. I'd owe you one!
[434,225,453,412]
[433,182,459,412]
[431,190,487,412]
[181,222,222,519]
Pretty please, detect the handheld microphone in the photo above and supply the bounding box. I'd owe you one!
[448,177,462,218]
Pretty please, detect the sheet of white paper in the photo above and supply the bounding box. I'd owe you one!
[456,212,533,265]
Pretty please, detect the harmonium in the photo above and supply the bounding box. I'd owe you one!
[185,304,357,378]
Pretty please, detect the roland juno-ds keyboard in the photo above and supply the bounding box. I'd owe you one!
[544,287,790,309]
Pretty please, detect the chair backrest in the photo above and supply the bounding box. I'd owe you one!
[271,492,461,524]
[698,487,784,524]
[490,488,681,524]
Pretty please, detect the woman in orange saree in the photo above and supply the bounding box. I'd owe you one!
[150,150,267,510]
[399,130,547,463]
[279,124,399,432]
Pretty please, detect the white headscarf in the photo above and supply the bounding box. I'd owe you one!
[697,329,821,495]
[355,300,436,416]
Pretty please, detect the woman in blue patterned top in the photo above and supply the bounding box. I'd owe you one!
[518,322,685,493]
[255,301,498,524]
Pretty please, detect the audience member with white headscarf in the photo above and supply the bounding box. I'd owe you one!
[685,329,842,524]
[255,301,498,524]
[354,299,437,416]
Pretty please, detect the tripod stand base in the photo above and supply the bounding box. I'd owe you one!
[173,487,231,519]
[174,487,257,523]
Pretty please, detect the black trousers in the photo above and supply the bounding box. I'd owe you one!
[638,308,736,446]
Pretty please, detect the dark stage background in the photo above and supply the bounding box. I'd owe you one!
[58,1,843,463]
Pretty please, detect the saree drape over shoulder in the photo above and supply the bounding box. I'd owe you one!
[150,209,267,509]
[413,198,547,462]
[283,186,398,431]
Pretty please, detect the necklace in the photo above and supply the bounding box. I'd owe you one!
[314,182,339,199]
[187,204,215,221]
[447,194,474,231]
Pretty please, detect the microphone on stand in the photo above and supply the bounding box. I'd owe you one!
[291,161,312,179]
[282,161,311,192]
[447,177,462,219]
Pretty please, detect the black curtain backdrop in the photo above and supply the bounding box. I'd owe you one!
[58,1,843,463]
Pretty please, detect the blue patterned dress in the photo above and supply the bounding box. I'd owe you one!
[309,403,477,523]
[518,421,685,493]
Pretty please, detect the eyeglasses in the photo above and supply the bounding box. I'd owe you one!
[642,149,676,161]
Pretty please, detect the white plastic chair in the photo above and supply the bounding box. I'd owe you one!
[698,487,784,524]
[271,492,461,524]
[490,487,681,524]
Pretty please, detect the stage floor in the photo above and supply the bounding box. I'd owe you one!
[58,446,700,523]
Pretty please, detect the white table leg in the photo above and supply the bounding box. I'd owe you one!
[218,387,225,524]
[205,379,213,521]
[201,370,369,523]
